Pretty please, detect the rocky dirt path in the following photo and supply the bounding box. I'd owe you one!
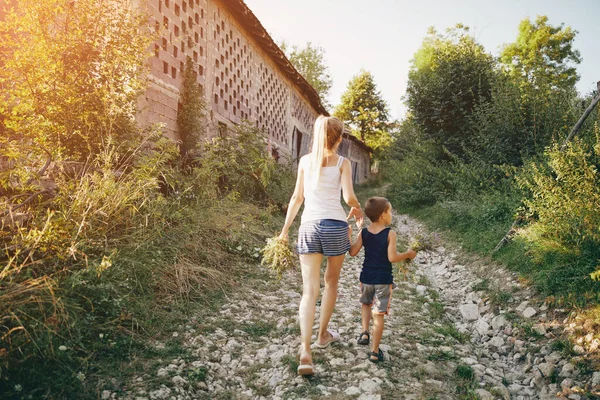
[116,216,598,400]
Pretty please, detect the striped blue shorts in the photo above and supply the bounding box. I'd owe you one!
[296,219,350,256]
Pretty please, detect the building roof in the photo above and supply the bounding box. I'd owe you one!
[220,0,329,117]
[220,0,371,154]
[343,129,372,153]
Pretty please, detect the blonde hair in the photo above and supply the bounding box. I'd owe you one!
[308,115,344,189]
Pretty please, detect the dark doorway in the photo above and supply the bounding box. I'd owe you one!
[292,127,303,163]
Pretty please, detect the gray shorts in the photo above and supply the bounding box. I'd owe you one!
[360,284,393,315]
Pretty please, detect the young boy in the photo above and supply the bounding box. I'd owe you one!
[349,197,416,362]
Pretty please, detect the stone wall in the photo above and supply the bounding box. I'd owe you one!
[140,0,371,183]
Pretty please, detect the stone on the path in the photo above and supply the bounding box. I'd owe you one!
[359,378,381,393]
[330,357,345,366]
[559,363,575,377]
[492,385,511,400]
[538,362,555,378]
[561,378,574,389]
[352,361,371,371]
[508,383,524,394]
[533,324,546,335]
[459,304,479,321]
[475,388,494,400]
[269,349,285,364]
[268,371,283,387]
[358,394,381,400]
[220,353,231,364]
[592,371,600,387]
[488,336,504,348]
[344,386,361,396]
[156,368,169,377]
[101,391,111,400]
[475,319,489,335]
[516,301,529,313]
[149,386,171,400]
[522,307,537,318]
[172,376,187,387]
[416,285,427,295]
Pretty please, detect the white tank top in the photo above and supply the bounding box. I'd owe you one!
[300,155,347,224]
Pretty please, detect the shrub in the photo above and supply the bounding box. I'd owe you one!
[385,140,451,208]
[199,122,294,211]
[516,132,600,248]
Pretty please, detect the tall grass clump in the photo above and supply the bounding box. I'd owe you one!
[0,0,295,397]
[510,128,600,299]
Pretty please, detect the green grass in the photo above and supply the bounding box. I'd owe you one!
[426,350,457,361]
[434,323,470,344]
[489,290,512,306]
[240,320,276,339]
[471,279,490,292]
[455,364,478,399]
[428,301,446,320]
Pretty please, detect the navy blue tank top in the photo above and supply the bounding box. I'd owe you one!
[359,227,393,284]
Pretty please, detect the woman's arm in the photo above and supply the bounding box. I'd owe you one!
[340,158,364,227]
[387,230,417,263]
[278,159,305,240]
[348,228,363,257]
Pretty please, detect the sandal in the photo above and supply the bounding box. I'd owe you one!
[297,347,314,376]
[297,362,315,376]
[368,348,384,363]
[313,329,341,349]
[357,330,370,345]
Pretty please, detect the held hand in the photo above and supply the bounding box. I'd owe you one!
[347,207,364,229]
[278,231,289,241]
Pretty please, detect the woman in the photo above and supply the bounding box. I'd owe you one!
[278,115,363,376]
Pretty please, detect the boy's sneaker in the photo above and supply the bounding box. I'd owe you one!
[357,331,370,345]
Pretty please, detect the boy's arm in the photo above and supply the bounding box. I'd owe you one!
[387,230,417,263]
[348,228,363,257]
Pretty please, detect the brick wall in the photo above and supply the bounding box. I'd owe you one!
[140,0,370,182]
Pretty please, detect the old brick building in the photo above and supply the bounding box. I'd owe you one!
[139,0,371,183]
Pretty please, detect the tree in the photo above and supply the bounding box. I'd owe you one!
[405,25,494,158]
[0,0,153,161]
[500,15,581,94]
[334,69,390,152]
[281,41,332,108]
[177,57,206,156]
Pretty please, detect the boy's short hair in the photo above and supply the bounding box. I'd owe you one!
[364,197,391,222]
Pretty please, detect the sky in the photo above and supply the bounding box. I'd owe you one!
[244,0,599,120]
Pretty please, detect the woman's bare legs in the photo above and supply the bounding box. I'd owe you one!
[316,254,345,344]
[298,253,322,364]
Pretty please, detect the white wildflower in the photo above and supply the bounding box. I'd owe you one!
[76,372,86,382]
[99,333,104,339]
[14,384,22,392]
[58,345,67,351]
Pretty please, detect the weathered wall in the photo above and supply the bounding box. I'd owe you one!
[139,0,370,182]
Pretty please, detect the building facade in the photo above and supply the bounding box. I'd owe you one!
[139,0,371,183]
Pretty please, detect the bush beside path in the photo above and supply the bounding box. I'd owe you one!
[107,215,599,400]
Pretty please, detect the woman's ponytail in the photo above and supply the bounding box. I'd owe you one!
[309,115,327,189]
[308,115,344,190]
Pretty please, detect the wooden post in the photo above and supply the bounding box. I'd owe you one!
[560,81,600,151]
